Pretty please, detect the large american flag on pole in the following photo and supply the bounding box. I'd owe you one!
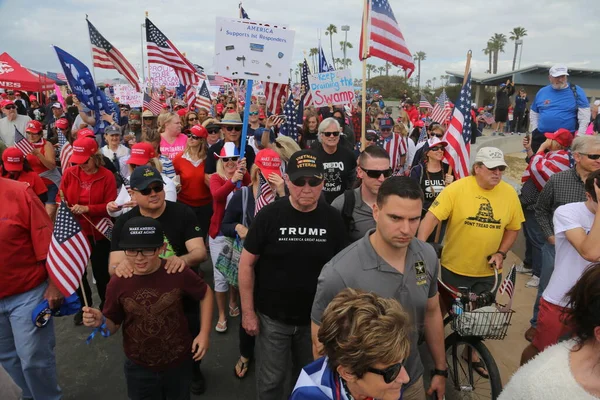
[14,127,34,156]
[255,173,275,215]
[47,202,92,297]
[430,89,451,123]
[87,18,140,92]
[443,72,472,179]
[146,18,199,86]
[279,93,300,141]
[264,82,288,115]
[301,60,313,107]
[359,0,415,77]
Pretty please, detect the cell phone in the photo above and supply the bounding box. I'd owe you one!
[525,134,530,144]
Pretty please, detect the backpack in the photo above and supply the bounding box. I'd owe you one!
[341,189,356,234]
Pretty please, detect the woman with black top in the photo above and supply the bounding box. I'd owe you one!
[299,113,319,149]
[409,137,454,243]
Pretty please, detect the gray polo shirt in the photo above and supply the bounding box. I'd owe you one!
[311,230,438,387]
[330,187,376,243]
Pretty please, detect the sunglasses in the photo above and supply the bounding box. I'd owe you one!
[322,131,340,137]
[380,127,392,131]
[3,105,16,110]
[433,133,444,138]
[429,146,444,152]
[208,129,220,134]
[366,135,378,141]
[186,133,202,140]
[135,183,164,196]
[222,156,239,163]
[249,111,259,116]
[367,362,404,384]
[361,167,393,179]
[291,177,323,187]
[227,107,235,110]
[581,153,600,160]
[188,117,198,122]
[124,248,159,257]
[484,165,507,172]
[225,126,242,132]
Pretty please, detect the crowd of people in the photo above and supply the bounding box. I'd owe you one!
[1,63,600,400]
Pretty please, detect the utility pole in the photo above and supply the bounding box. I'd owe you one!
[341,25,350,66]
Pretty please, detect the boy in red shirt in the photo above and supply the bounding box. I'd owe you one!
[83,216,214,400]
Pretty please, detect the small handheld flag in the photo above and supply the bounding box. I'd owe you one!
[14,127,34,156]
[499,264,517,300]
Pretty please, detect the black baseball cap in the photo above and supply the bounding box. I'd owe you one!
[286,150,324,181]
[119,216,165,249]
[130,166,164,191]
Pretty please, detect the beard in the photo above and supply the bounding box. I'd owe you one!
[551,82,568,90]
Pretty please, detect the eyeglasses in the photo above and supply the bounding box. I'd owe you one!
[124,248,159,257]
[291,177,323,187]
[581,153,600,160]
[225,126,242,132]
[222,156,239,163]
[3,105,16,110]
[188,117,198,122]
[367,362,404,384]
[429,146,444,152]
[322,131,340,137]
[361,167,393,179]
[484,165,507,172]
[135,183,164,196]
[249,111,259,116]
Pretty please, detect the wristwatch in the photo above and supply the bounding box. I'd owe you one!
[495,250,507,260]
[431,368,448,378]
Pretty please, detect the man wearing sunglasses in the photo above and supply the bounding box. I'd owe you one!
[313,177,446,400]
[0,99,32,146]
[376,116,407,175]
[239,150,348,400]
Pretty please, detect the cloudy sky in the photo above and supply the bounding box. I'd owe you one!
[2,0,598,88]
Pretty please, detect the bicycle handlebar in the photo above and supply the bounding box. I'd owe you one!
[438,263,499,300]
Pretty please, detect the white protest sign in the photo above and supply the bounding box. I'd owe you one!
[214,17,295,84]
[149,64,180,88]
[308,69,355,107]
[113,84,142,108]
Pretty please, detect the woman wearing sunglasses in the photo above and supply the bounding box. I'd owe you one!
[159,112,187,161]
[58,137,117,324]
[173,125,212,238]
[291,288,411,400]
[208,142,251,333]
[183,110,199,132]
[202,119,223,148]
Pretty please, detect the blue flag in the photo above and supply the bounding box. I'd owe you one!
[318,45,335,73]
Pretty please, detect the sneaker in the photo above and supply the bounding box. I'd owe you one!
[191,365,206,395]
[526,275,540,288]
[515,263,533,275]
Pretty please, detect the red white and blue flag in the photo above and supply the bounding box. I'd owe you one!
[143,93,162,115]
[95,217,114,241]
[255,173,275,215]
[431,89,451,123]
[499,264,517,300]
[419,94,433,109]
[301,60,313,107]
[264,82,288,115]
[196,81,212,112]
[443,73,472,179]
[14,127,34,156]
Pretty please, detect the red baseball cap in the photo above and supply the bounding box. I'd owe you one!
[259,109,266,119]
[159,95,166,101]
[414,120,425,128]
[189,125,208,139]
[255,149,282,177]
[29,95,37,102]
[545,128,573,147]
[77,128,95,139]
[25,120,43,134]
[70,138,99,164]
[1,100,15,108]
[127,142,156,165]
[176,108,187,117]
[216,103,224,114]
[2,147,24,172]
[55,118,70,130]
[161,103,169,109]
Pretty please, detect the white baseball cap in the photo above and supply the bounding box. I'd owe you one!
[474,147,507,169]
[549,65,569,77]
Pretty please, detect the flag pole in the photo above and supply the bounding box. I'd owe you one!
[238,79,253,188]
[360,0,369,151]
[85,14,97,85]
[145,11,152,89]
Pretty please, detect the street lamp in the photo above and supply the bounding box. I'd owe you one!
[341,25,350,65]
[516,39,524,69]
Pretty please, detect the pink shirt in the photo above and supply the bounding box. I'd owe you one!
[160,134,188,160]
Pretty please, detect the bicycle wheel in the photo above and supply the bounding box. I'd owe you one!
[444,332,502,400]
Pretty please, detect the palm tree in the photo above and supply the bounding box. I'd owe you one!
[482,42,493,74]
[509,27,527,71]
[413,51,426,90]
[432,77,437,89]
[377,66,385,76]
[366,63,377,80]
[325,24,338,69]
[339,41,353,53]
[309,47,319,73]
[426,79,432,89]
[489,33,507,74]
[385,61,391,77]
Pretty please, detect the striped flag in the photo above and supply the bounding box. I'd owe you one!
[431,89,451,124]
[300,60,313,107]
[264,82,288,115]
[46,202,92,297]
[419,94,433,109]
[185,84,196,110]
[359,0,415,77]
[443,72,472,179]
[255,173,275,215]
[146,18,199,86]
[14,127,34,156]
[196,81,212,111]
[499,264,517,300]
[143,93,162,115]
[60,142,73,168]
[95,217,114,241]
[377,133,406,174]
[87,18,140,92]
[521,150,572,191]
[279,93,300,141]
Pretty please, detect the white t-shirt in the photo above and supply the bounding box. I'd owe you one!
[0,114,31,146]
[543,202,595,307]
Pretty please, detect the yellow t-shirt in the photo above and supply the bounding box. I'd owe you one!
[429,176,525,277]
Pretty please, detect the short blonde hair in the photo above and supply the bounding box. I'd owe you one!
[318,288,411,378]
[273,135,301,162]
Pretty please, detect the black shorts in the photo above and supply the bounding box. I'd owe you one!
[494,108,508,123]
[441,267,501,296]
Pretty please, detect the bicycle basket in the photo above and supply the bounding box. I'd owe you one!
[451,305,514,340]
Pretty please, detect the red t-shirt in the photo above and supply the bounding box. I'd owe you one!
[0,178,52,298]
[0,169,48,196]
[102,263,208,371]
[172,153,212,207]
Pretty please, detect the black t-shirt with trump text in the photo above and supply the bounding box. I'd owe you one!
[243,198,348,325]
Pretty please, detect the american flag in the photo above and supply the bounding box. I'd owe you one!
[143,93,162,115]
[376,133,407,174]
[431,89,451,124]
[14,127,34,156]
[46,202,92,297]
[419,94,433,109]
[359,0,415,77]
[264,82,288,115]
[60,142,73,168]
[146,18,199,86]
[499,264,517,300]
[192,63,208,81]
[255,173,274,215]
[417,125,428,145]
[301,60,313,107]
[521,150,572,191]
[279,93,300,141]
[239,2,250,19]
[185,84,196,110]
[443,72,472,179]
[95,217,113,241]
[87,19,140,92]
[209,74,234,87]
[196,81,212,111]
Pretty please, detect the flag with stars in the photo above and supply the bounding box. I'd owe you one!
[46,202,92,297]
[196,81,212,111]
[419,94,433,109]
[14,126,34,156]
[443,72,472,179]
[95,217,113,241]
[146,18,199,86]
[143,93,162,115]
[431,89,451,123]
[417,125,427,145]
[301,60,313,107]
[279,93,299,141]
[499,264,517,303]
[255,173,275,215]
[87,18,140,91]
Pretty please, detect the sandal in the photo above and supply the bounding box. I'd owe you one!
[229,305,240,318]
[215,320,228,333]
[462,357,489,379]
[234,357,250,379]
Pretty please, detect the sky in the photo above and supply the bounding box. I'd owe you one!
[1,0,599,89]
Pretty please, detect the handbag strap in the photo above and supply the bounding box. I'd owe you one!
[241,186,249,228]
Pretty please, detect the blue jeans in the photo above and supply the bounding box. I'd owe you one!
[0,282,61,400]
[523,209,545,278]
[530,243,556,327]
